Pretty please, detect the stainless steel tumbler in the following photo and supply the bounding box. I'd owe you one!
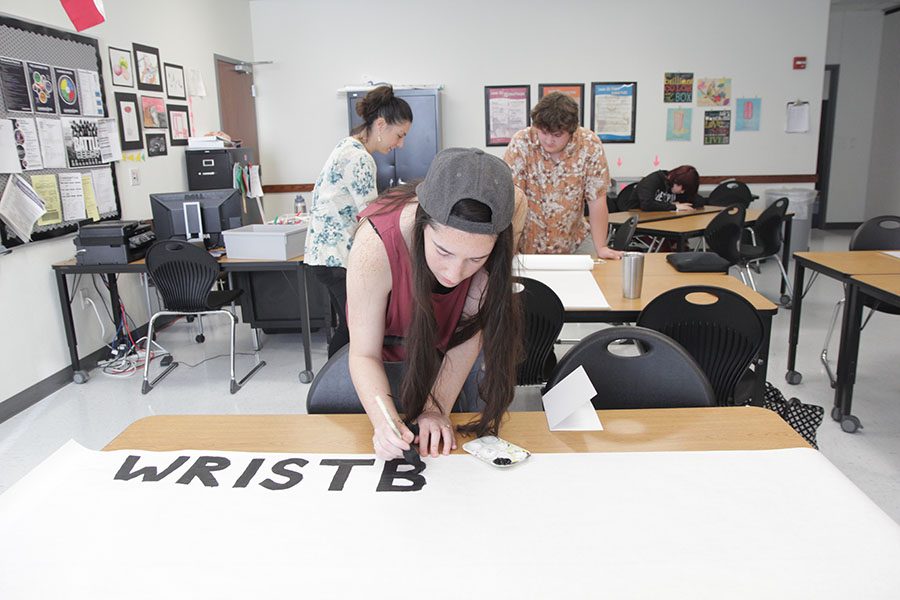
[622,252,645,299]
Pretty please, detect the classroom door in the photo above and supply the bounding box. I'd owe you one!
[214,55,260,153]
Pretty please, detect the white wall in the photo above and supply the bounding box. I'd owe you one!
[865,11,900,218]
[250,0,830,189]
[0,0,254,402]
[825,9,884,223]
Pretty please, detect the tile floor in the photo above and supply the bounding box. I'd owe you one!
[1,229,898,523]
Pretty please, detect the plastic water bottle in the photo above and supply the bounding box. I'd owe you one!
[294,194,306,214]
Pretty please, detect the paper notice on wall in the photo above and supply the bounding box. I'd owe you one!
[0,120,23,173]
[35,118,66,168]
[31,174,63,226]
[90,169,117,215]
[187,67,206,97]
[81,172,100,221]
[786,102,809,133]
[58,171,86,221]
[97,118,122,162]
[249,164,264,198]
[0,175,46,241]
[77,69,104,117]
[11,118,43,171]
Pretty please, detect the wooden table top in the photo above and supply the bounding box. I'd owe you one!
[608,205,723,225]
[794,251,900,275]
[589,269,778,312]
[635,208,763,234]
[852,274,900,297]
[54,252,305,269]
[103,408,808,454]
[593,252,682,278]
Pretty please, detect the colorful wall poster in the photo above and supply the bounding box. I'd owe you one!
[140,96,168,129]
[735,98,761,131]
[703,110,731,145]
[663,72,693,103]
[26,62,56,114]
[697,78,731,107]
[0,57,32,112]
[666,108,692,141]
[11,118,43,170]
[53,67,82,115]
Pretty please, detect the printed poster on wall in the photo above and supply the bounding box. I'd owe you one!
[0,57,33,112]
[484,86,530,146]
[26,62,56,114]
[11,118,43,170]
[61,117,102,167]
[735,98,761,131]
[663,72,693,103]
[666,108,692,142]
[591,82,636,143]
[703,110,731,145]
[697,78,731,107]
[53,67,82,115]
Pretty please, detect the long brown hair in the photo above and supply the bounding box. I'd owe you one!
[367,184,522,436]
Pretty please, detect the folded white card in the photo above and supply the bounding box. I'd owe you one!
[542,366,603,431]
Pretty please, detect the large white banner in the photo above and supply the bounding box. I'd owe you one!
[1,442,899,599]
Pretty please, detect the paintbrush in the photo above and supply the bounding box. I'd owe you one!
[374,395,425,468]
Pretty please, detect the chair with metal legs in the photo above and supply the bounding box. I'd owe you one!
[142,240,266,394]
[737,197,794,305]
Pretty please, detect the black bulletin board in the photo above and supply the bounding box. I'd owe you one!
[0,14,121,249]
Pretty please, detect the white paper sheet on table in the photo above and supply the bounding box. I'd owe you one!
[514,253,593,271]
[883,251,900,260]
[2,440,900,599]
[516,269,609,309]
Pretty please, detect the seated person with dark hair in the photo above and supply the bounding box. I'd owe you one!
[635,165,702,211]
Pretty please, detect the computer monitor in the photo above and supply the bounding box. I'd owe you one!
[149,188,246,245]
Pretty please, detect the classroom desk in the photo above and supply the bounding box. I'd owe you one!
[52,253,318,385]
[830,274,900,432]
[607,204,723,225]
[634,208,794,297]
[104,408,807,452]
[559,256,779,404]
[785,251,900,432]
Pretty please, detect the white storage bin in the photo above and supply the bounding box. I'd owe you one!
[222,224,307,260]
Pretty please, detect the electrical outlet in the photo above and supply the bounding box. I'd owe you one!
[129,168,140,186]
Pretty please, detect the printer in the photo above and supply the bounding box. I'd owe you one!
[74,221,156,265]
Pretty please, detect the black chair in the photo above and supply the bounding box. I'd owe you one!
[704,204,746,269]
[543,326,715,408]
[610,215,638,251]
[738,197,793,304]
[708,180,753,208]
[142,240,266,394]
[515,276,565,386]
[307,345,404,414]
[637,285,764,406]
[306,344,483,414]
[820,215,900,386]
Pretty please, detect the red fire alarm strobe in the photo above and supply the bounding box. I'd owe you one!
[793,56,807,70]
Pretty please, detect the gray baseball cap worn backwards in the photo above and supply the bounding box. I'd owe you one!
[416,147,514,235]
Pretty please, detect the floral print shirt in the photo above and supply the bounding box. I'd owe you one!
[503,126,610,254]
[304,137,377,267]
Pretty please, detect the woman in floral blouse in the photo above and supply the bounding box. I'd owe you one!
[305,85,412,356]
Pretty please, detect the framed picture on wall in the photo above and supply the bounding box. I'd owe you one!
[590,82,637,143]
[140,95,168,129]
[146,133,168,156]
[107,47,134,88]
[484,85,531,147]
[114,91,143,150]
[164,62,186,100]
[538,83,585,127]
[167,103,191,145]
[133,43,163,93]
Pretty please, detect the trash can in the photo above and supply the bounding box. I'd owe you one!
[765,188,817,255]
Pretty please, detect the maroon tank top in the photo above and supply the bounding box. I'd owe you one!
[357,202,472,362]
